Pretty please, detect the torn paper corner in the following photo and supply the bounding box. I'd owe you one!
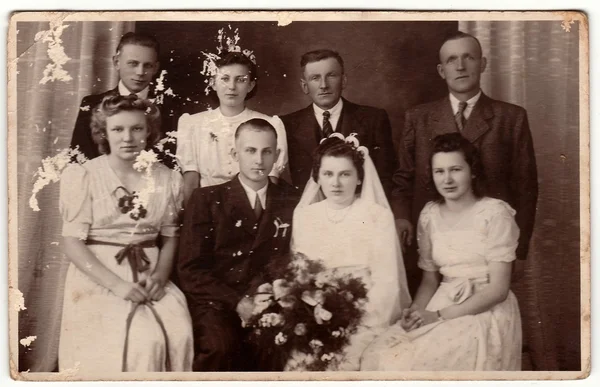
[9,288,26,311]
[20,336,37,347]
[276,12,294,27]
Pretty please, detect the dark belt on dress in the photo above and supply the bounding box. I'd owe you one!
[86,239,171,372]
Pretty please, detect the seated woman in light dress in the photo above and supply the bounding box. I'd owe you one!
[291,133,411,371]
[361,132,522,371]
[58,95,193,373]
[176,51,288,203]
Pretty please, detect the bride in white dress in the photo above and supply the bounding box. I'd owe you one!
[290,133,411,371]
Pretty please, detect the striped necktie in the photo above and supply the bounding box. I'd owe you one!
[322,111,334,138]
[455,101,467,131]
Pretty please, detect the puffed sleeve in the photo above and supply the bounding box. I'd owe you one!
[417,202,439,272]
[485,199,520,263]
[160,170,184,237]
[269,115,288,178]
[175,113,198,173]
[59,164,91,240]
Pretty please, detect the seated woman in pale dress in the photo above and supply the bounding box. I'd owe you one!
[59,95,193,373]
[176,51,288,203]
[361,132,522,371]
[291,133,411,371]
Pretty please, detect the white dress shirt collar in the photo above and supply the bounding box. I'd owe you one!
[449,90,482,120]
[238,176,268,210]
[118,80,150,99]
[312,98,344,131]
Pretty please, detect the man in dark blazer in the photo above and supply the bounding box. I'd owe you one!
[70,32,178,167]
[392,31,538,292]
[177,119,299,371]
[281,49,398,199]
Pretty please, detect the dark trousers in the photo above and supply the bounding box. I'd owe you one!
[190,307,245,371]
[189,306,285,371]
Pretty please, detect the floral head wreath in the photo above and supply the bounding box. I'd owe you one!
[319,132,370,157]
[200,25,257,95]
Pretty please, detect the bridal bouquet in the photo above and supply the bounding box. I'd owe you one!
[245,252,368,371]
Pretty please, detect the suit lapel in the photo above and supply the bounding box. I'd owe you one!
[338,99,362,136]
[225,177,258,236]
[295,105,322,156]
[431,96,460,138]
[461,93,494,143]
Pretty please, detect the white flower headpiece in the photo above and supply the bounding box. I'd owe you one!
[320,132,369,157]
[200,25,257,95]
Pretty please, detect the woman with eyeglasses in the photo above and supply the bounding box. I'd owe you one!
[176,51,288,204]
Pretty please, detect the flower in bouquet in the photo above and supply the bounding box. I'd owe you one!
[245,252,369,371]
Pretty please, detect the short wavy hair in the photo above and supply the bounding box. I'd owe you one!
[90,94,162,155]
[211,51,258,100]
[300,49,345,74]
[429,132,486,202]
[311,137,365,188]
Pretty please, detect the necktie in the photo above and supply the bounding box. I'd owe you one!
[455,101,467,132]
[322,111,334,138]
[254,194,263,220]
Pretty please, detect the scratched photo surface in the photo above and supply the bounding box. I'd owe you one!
[8,12,587,381]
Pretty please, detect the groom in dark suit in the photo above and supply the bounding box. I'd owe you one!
[281,49,398,199]
[392,31,538,292]
[70,32,178,167]
[177,118,299,371]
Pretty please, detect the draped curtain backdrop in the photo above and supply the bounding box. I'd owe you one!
[13,19,581,373]
[459,21,581,371]
[15,21,134,372]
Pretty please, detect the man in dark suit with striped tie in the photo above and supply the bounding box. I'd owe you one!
[70,32,178,167]
[392,31,538,293]
[281,49,398,200]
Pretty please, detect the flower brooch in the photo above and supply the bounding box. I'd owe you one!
[116,186,147,220]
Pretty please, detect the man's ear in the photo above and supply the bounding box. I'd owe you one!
[275,148,281,164]
[300,78,309,95]
[230,146,238,162]
[112,54,120,69]
[437,63,446,80]
[341,73,348,90]
[480,56,487,73]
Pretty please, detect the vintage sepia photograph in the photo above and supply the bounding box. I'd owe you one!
[6,10,589,381]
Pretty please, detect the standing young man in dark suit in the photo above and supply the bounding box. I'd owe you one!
[392,31,538,292]
[177,118,299,371]
[281,49,398,199]
[70,32,177,166]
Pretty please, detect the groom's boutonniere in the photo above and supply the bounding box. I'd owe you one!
[273,217,290,238]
